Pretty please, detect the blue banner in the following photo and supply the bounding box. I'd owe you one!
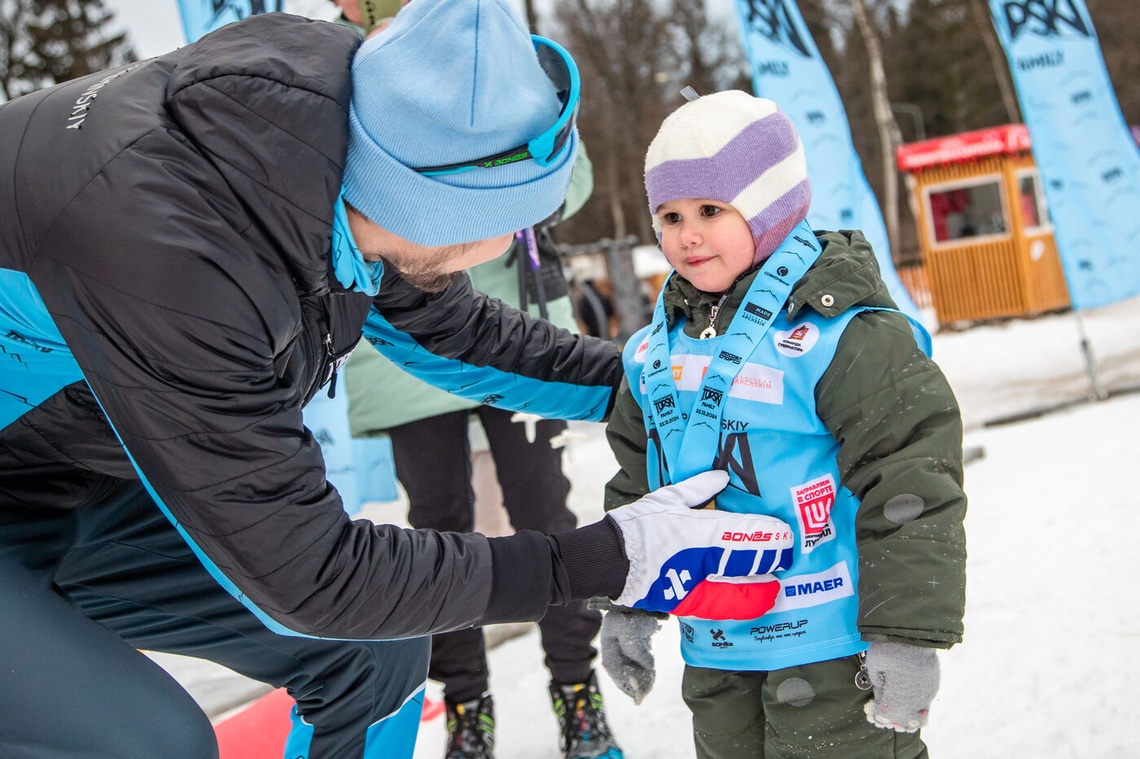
[734,0,921,322]
[177,0,284,43]
[988,0,1140,310]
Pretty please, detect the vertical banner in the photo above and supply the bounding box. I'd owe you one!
[178,0,284,43]
[734,0,921,322]
[989,0,1140,309]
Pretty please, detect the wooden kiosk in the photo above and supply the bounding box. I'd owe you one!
[896,124,1070,326]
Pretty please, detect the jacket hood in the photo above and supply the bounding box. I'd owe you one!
[662,229,897,330]
[786,229,896,319]
[165,14,361,295]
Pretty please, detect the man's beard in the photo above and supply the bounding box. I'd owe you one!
[383,258,455,293]
[379,244,463,293]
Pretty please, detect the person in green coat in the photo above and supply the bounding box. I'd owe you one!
[346,145,623,759]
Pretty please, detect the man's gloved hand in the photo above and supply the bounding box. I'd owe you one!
[606,471,795,618]
[862,641,940,733]
[599,609,661,705]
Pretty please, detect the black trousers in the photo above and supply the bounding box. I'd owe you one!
[388,406,602,703]
[0,479,429,759]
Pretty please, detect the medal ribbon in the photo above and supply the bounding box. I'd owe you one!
[644,221,821,483]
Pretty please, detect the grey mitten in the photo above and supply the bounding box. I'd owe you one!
[862,641,940,733]
[599,610,661,705]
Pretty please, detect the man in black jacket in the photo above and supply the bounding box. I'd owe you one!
[0,2,790,757]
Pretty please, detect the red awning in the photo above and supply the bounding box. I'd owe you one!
[896,124,1031,172]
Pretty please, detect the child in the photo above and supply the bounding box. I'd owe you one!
[599,91,966,758]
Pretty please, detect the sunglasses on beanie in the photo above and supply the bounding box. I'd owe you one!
[413,35,581,177]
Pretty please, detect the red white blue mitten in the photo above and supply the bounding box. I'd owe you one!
[606,471,795,619]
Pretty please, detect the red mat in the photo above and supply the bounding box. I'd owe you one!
[213,689,443,758]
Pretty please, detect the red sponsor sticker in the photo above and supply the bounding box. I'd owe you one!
[791,475,836,552]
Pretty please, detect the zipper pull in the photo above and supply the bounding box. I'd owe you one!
[854,652,873,691]
[699,304,720,339]
[324,334,338,399]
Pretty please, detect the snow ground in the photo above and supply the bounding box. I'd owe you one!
[161,296,1140,758]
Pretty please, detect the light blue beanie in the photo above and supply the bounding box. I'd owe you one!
[342,0,578,247]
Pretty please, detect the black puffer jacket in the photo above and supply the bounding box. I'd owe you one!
[0,15,622,639]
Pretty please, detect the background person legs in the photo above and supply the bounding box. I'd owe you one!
[388,405,619,757]
[476,405,618,759]
[474,405,602,686]
[389,409,491,705]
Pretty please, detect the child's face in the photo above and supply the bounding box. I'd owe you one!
[657,199,755,293]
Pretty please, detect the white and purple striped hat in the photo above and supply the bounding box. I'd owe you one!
[644,91,811,265]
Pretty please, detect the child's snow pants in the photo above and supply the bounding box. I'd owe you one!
[682,657,929,759]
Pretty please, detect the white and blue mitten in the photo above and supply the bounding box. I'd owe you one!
[607,471,795,619]
[599,609,661,704]
[863,641,940,733]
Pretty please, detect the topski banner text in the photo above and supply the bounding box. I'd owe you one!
[989,0,1140,310]
[733,0,922,322]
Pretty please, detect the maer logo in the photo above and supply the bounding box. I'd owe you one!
[1000,0,1090,41]
[739,0,813,58]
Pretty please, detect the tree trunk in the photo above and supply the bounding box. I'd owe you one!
[969,0,1021,123]
[605,149,627,240]
[850,0,902,256]
[523,0,539,33]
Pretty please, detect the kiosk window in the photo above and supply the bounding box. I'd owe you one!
[1017,172,1049,232]
[927,180,1007,243]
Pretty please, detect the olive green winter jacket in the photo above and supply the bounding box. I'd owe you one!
[605,230,967,649]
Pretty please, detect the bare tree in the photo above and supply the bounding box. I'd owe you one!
[522,0,539,33]
[849,0,903,253]
[550,0,748,246]
[664,0,749,100]
[966,0,1019,123]
[553,0,674,243]
[1088,0,1140,125]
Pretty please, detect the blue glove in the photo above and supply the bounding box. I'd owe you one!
[607,471,795,618]
[599,609,661,705]
[862,641,940,733]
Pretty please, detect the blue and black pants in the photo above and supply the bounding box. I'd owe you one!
[0,478,429,759]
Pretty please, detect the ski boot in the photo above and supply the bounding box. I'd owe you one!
[444,693,495,759]
[548,671,624,759]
